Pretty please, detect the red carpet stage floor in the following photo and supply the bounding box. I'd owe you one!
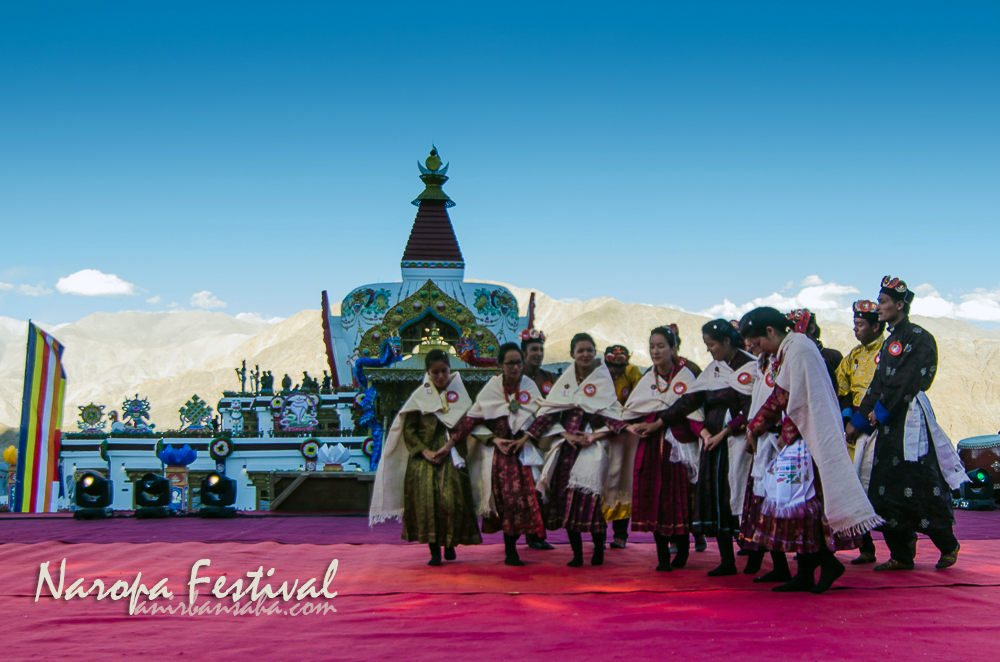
[3,511,998,660]
[2,508,998,544]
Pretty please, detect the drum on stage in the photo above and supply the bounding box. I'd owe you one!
[957,435,1000,484]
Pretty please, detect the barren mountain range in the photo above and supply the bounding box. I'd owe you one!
[1,286,998,443]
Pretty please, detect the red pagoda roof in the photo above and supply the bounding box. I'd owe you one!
[401,200,464,263]
[401,148,464,266]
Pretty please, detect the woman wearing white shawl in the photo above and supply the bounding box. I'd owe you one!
[734,337,792,584]
[536,333,627,567]
[657,319,756,577]
[623,326,704,572]
[368,349,482,566]
[450,343,556,566]
[742,307,883,594]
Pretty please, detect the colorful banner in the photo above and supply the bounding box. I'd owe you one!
[14,322,66,513]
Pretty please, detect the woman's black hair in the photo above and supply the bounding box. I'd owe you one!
[650,326,678,348]
[570,332,596,354]
[702,318,746,350]
[738,307,794,339]
[497,342,523,365]
[424,349,450,369]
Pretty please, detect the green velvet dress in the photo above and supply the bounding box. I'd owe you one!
[401,411,483,547]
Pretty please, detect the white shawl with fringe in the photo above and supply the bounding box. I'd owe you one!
[536,361,623,498]
[617,362,703,485]
[463,374,546,517]
[773,333,883,536]
[368,372,472,526]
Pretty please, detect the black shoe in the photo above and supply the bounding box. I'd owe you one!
[811,554,845,594]
[654,532,672,571]
[772,574,815,592]
[527,535,555,551]
[428,543,442,567]
[592,534,606,566]
[707,563,738,577]
[753,568,793,583]
[444,547,456,561]
[737,549,751,556]
[695,535,708,552]
[567,531,584,568]
[743,550,765,575]
[670,534,690,569]
[610,538,627,549]
[504,556,525,567]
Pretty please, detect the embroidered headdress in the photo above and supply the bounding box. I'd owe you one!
[852,299,880,324]
[604,344,631,365]
[520,328,546,342]
[880,276,915,304]
[786,309,813,334]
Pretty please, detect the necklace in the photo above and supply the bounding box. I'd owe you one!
[503,383,521,413]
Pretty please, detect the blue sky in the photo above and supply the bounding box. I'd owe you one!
[1,2,998,325]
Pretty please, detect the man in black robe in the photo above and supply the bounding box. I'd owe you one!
[860,276,961,571]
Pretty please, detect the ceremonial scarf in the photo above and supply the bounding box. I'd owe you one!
[463,374,546,516]
[616,362,703,485]
[536,361,622,498]
[904,392,970,491]
[687,350,757,396]
[773,333,883,536]
[368,372,472,526]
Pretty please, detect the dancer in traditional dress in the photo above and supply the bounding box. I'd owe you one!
[623,326,702,571]
[536,333,626,567]
[451,343,555,566]
[658,320,756,577]
[520,329,559,551]
[839,299,885,564]
[741,307,882,593]
[603,344,644,548]
[368,349,482,566]
[860,277,969,571]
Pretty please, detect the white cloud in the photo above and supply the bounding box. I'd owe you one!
[56,269,137,296]
[20,283,54,296]
[698,277,859,325]
[913,285,1000,322]
[236,312,286,325]
[0,282,12,291]
[146,295,161,304]
[191,291,226,309]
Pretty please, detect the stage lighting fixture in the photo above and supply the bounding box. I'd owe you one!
[73,471,113,520]
[953,468,996,511]
[199,471,237,518]
[135,472,172,518]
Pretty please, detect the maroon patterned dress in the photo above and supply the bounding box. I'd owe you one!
[747,386,863,553]
[544,409,628,534]
[451,385,555,537]
[630,364,701,536]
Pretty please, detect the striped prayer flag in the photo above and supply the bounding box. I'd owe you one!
[14,322,67,513]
